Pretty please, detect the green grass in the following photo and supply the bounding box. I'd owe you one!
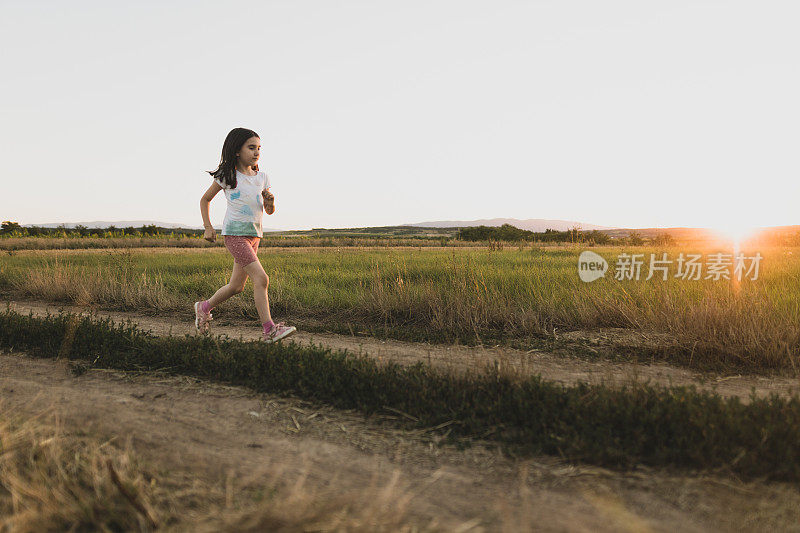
[2,245,800,372]
[2,307,800,481]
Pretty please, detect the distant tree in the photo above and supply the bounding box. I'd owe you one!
[141,224,159,236]
[585,230,611,245]
[458,224,535,242]
[74,224,89,237]
[570,225,582,243]
[654,233,675,246]
[0,221,21,235]
[627,231,644,246]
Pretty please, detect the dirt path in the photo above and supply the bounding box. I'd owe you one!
[3,353,800,532]
[5,299,800,402]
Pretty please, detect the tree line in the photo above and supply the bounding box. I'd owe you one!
[2,220,684,245]
[457,224,681,246]
[0,221,203,238]
[457,224,615,244]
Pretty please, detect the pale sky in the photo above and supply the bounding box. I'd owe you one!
[1,1,798,231]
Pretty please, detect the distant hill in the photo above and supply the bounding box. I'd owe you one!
[405,218,615,232]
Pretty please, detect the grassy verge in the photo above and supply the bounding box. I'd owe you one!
[2,308,799,482]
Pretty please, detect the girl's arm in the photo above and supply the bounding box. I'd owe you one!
[201,182,223,241]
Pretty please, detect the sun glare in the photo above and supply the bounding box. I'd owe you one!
[710,222,758,254]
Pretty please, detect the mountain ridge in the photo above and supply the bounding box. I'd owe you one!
[404,218,614,232]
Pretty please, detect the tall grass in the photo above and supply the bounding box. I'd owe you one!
[2,246,799,371]
[0,236,210,250]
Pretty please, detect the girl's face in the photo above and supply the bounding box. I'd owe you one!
[236,136,261,167]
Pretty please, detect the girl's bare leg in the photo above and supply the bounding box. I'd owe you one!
[244,260,273,324]
[206,261,249,308]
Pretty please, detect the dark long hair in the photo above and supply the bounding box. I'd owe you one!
[207,127,260,189]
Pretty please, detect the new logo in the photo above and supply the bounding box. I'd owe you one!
[578,251,608,282]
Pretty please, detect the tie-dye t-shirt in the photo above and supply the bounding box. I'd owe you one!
[215,170,271,236]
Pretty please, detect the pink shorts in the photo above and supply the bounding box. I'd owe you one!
[224,236,261,266]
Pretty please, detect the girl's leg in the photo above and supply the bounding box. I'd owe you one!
[243,260,273,324]
[206,260,249,309]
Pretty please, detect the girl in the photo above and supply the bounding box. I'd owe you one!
[194,127,296,342]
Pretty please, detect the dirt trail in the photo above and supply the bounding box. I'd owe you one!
[5,299,799,402]
[3,353,800,531]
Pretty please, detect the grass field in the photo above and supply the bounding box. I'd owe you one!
[2,244,798,373]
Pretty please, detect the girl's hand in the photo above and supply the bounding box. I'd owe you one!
[262,190,275,214]
[203,227,216,243]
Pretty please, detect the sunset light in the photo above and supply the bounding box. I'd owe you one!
[3,1,800,528]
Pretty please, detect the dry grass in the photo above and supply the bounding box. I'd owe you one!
[0,405,454,532]
[9,255,183,313]
[0,409,160,532]
[0,237,211,251]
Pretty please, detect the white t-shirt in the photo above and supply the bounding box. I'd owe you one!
[214,170,271,236]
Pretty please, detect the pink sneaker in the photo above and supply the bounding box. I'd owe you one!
[262,321,297,343]
[194,301,212,334]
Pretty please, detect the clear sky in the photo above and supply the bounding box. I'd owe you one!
[1,1,798,231]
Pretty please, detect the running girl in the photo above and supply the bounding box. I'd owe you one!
[194,127,296,342]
